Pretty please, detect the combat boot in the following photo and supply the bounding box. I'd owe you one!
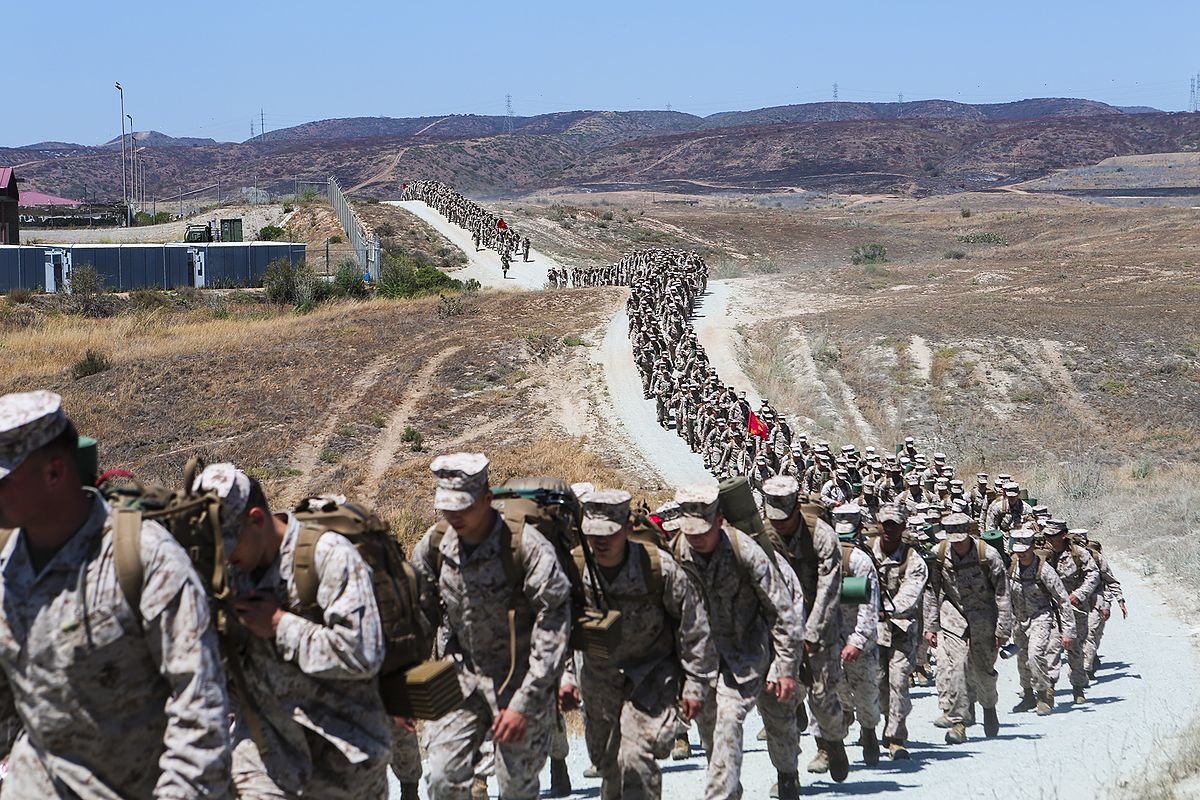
[470,777,489,800]
[797,702,809,733]
[828,738,850,783]
[1012,688,1037,713]
[549,758,571,797]
[861,727,880,766]
[1073,688,1086,705]
[1036,689,1054,716]
[806,739,830,774]
[888,741,910,760]
[933,712,954,728]
[965,703,977,726]
[944,723,967,745]
[401,783,419,800]
[983,706,1000,738]
[776,771,801,800]
[671,734,691,760]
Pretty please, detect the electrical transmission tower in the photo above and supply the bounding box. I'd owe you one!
[898,91,904,103]
[505,94,514,133]
[667,101,672,113]
[1192,75,1200,112]
[833,82,838,100]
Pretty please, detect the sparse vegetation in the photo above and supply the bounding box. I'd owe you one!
[401,426,424,451]
[943,249,969,260]
[378,254,463,299]
[258,224,287,242]
[850,243,888,265]
[956,232,1007,245]
[960,207,972,218]
[71,350,111,379]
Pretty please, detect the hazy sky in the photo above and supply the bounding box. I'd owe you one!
[5,0,1197,147]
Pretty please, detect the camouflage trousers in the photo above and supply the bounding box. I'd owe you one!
[234,727,390,800]
[1084,607,1107,674]
[836,643,881,730]
[878,631,917,741]
[1014,613,1064,694]
[390,722,422,784]
[756,687,801,773]
[1065,609,1090,690]
[804,639,847,741]
[581,670,678,800]
[936,623,999,723]
[425,690,553,800]
[695,672,761,800]
[551,709,570,760]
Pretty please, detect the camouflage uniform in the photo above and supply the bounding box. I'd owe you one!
[413,513,570,800]
[390,724,423,785]
[563,515,716,800]
[1009,552,1071,697]
[835,543,881,733]
[672,523,801,800]
[228,511,392,799]
[872,536,929,743]
[924,534,1012,726]
[1086,545,1123,674]
[1044,537,1100,693]
[0,494,232,798]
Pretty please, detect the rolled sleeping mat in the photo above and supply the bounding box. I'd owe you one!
[718,475,765,535]
[841,576,870,604]
[76,436,99,487]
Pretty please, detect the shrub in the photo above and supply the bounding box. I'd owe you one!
[299,188,319,204]
[600,210,614,221]
[943,249,969,260]
[376,222,396,237]
[7,288,34,304]
[332,261,367,299]
[72,350,111,379]
[378,254,462,298]
[282,203,294,213]
[960,207,972,218]
[563,335,587,347]
[436,294,468,317]
[401,426,424,451]
[263,259,328,309]
[956,232,1007,245]
[328,234,343,244]
[69,265,105,296]
[850,243,888,265]
[129,288,172,310]
[258,225,287,242]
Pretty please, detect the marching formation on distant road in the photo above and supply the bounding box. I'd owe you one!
[0,184,1130,800]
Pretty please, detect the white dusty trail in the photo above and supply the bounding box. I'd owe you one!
[391,234,1200,800]
[383,200,559,290]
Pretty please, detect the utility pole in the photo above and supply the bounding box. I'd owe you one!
[251,119,255,138]
[261,108,266,140]
[127,115,135,217]
[833,82,838,100]
[115,82,127,223]
[505,94,514,133]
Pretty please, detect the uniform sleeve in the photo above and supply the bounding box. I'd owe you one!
[988,549,1013,639]
[803,521,843,645]
[1099,556,1125,604]
[411,527,444,634]
[1074,548,1102,602]
[984,502,1001,531]
[661,554,717,702]
[888,549,928,621]
[138,525,233,799]
[847,550,879,651]
[1041,563,1072,614]
[923,558,942,633]
[275,532,385,679]
[508,527,571,718]
[742,534,800,679]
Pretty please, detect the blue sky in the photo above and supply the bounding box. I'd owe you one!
[5,0,1197,147]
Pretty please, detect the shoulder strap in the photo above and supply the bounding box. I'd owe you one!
[977,538,995,592]
[1069,543,1083,575]
[498,509,526,596]
[114,507,145,612]
[293,522,325,615]
[430,519,449,577]
[642,540,664,601]
[935,539,949,568]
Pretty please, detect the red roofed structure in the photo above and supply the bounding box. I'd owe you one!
[19,189,81,207]
[0,168,18,244]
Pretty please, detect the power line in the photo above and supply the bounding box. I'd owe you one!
[505,94,514,133]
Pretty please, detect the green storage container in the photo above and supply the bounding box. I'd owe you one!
[718,475,765,535]
[76,436,98,486]
[220,218,244,243]
[841,576,869,604]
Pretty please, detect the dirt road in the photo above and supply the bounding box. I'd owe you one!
[383,200,558,289]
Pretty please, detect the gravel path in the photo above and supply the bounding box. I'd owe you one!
[383,200,560,289]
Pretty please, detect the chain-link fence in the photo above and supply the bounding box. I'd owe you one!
[328,177,380,280]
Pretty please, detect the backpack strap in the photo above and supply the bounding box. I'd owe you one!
[935,539,949,569]
[292,522,326,617]
[114,506,145,613]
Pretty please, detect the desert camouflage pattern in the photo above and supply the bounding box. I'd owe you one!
[836,545,882,731]
[0,494,231,798]
[1010,555,1072,694]
[872,539,929,741]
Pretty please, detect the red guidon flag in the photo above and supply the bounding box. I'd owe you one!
[497,218,508,230]
[747,410,769,439]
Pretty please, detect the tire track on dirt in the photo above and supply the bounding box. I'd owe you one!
[366,345,463,497]
[287,354,393,499]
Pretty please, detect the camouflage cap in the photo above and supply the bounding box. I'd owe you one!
[942,512,972,543]
[762,475,800,520]
[904,436,915,444]
[976,472,989,483]
[430,452,490,511]
[933,452,947,462]
[1003,481,1021,497]
[878,505,905,525]
[193,463,251,552]
[861,482,876,495]
[0,390,69,479]
[1010,528,1035,553]
[674,483,720,535]
[1045,518,1068,535]
[580,489,632,537]
[1069,527,1089,543]
[905,471,922,485]
[833,502,863,535]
